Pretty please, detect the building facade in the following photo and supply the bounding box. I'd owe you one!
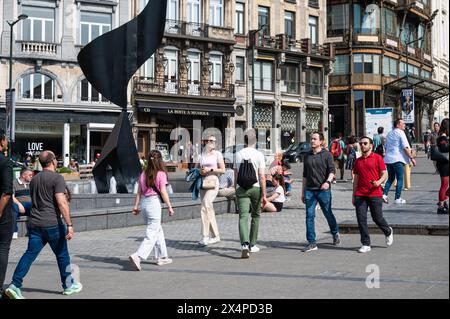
[233,0,334,150]
[0,0,131,165]
[327,0,448,139]
[431,0,449,124]
[131,0,236,160]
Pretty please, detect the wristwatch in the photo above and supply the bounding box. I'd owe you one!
[326,181,332,186]
[67,224,73,228]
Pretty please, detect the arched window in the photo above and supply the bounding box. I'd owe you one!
[164,48,179,93]
[80,78,108,103]
[20,73,54,100]
[140,54,155,80]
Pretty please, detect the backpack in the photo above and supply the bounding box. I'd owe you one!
[237,159,258,189]
[330,140,342,159]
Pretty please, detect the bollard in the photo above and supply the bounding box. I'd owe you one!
[90,180,97,194]
[73,183,79,195]
[133,182,138,194]
[109,176,117,194]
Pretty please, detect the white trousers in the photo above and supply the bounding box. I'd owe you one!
[136,196,168,260]
[200,176,220,238]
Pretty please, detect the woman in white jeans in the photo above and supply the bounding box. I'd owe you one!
[129,150,174,271]
[197,136,225,246]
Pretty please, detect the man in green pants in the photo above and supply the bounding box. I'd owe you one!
[235,129,267,259]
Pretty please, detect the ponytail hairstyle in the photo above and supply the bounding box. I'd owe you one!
[272,174,286,195]
[145,150,167,188]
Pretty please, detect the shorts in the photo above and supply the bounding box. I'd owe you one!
[273,202,284,212]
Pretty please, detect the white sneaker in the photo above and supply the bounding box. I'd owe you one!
[358,245,371,253]
[250,246,260,253]
[129,253,141,271]
[198,237,210,246]
[241,244,250,259]
[386,227,394,246]
[208,236,221,244]
[156,257,173,266]
[394,198,406,204]
[382,195,389,204]
[12,232,18,239]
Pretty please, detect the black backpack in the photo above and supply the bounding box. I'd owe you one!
[237,159,258,189]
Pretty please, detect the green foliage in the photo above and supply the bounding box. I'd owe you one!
[57,167,74,174]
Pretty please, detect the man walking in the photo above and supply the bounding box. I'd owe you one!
[302,132,341,252]
[352,137,393,253]
[235,129,266,259]
[383,119,416,204]
[373,127,384,150]
[330,133,345,182]
[0,129,13,298]
[5,150,82,299]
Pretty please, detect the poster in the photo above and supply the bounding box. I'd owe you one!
[365,108,393,138]
[401,89,415,124]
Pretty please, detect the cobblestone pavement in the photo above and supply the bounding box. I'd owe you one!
[4,155,448,299]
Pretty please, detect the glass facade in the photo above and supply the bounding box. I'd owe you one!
[327,4,349,37]
[354,4,380,35]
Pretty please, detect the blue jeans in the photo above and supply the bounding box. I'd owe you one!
[383,162,405,200]
[305,190,339,244]
[11,224,73,289]
[12,202,32,233]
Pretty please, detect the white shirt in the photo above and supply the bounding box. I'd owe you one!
[235,147,266,188]
[272,186,286,203]
[384,128,411,165]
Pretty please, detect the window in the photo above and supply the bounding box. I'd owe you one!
[327,4,349,37]
[22,6,55,42]
[354,54,380,74]
[333,55,349,75]
[210,53,223,87]
[281,64,300,94]
[422,70,431,79]
[81,78,108,102]
[167,0,179,20]
[140,54,155,80]
[418,24,426,50]
[210,0,224,27]
[400,62,407,77]
[354,4,380,35]
[401,21,415,47]
[187,0,201,23]
[188,50,201,95]
[235,1,245,35]
[309,16,318,45]
[383,57,398,77]
[254,61,273,91]
[21,73,54,100]
[408,64,420,76]
[258,6,270,37]
[305,68,322,97]
[235,56,245,82]
[80,11,111,45]
[309,0,319,8]
[285,11,295,39]
[382,8,396,37]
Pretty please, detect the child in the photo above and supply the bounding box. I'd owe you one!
[282,161,293,196]
[263,174,286,213]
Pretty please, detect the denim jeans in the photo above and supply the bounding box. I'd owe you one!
[355,196,391,246]
[305,190,339,244]
[0,205,13,293]
[11,224,72,289]
[383,162,405,200]
[12,201,32,233]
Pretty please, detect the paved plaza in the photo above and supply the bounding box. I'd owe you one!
[4,156,449,299]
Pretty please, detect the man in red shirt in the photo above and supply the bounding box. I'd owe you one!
[353,136,393,253]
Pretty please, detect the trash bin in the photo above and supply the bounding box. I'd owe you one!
[13,167,21,179]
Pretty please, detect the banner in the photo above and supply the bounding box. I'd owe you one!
[401,89,415,124]
[5,89,16,142]
[365,108,393,138]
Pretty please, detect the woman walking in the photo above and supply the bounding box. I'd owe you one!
[129,150,174,271]
[434,118,449,214]
[197,136,225,246]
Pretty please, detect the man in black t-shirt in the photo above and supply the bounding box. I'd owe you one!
[5,150,83,299]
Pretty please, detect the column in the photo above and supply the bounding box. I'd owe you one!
[86,126,90,164]
[63,123,70,167]
[299,104,306,142]
[61,0,75,61]
[150,114,157,150]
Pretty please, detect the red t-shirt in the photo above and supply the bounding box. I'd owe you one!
[353,152,386,197]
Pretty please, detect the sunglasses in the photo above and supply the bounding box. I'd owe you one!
[206,140,216,143]
[359,142,370,146]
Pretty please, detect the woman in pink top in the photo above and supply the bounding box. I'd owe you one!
[129,150,174,271]
[196,136,225,246]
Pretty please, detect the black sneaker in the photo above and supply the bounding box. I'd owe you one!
[333,233,341,245]
[437,206,449,214]
[303,243,318,252]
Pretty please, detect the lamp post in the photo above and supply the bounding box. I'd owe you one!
[6,14,28,158]
[249,25,267,129]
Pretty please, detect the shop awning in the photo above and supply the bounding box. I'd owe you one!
[384,75,449,101]
[137,101,235,117]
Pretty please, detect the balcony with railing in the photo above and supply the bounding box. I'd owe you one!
[398,0,431,18]
[133,77,234,99]
[164,20,234,42]
[17,40,59,56]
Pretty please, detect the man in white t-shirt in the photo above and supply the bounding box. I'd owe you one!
[235,129,266,259]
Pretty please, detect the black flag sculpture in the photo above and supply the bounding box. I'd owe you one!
[77,0,167,193]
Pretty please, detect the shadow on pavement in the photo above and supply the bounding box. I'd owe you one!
[21,287,61,296]
[75,254,132,271]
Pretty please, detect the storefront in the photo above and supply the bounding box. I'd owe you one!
[254,102,273,150]
[280,106,298,150]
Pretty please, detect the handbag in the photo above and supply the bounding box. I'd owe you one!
[430,146,449,162]
[202,175,217,190]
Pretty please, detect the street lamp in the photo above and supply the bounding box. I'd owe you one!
[249,24,267,129]
[6,14,28,157]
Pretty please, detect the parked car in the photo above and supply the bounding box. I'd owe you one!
[283,142,311,163]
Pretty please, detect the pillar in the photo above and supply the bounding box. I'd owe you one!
[63,123,70,167]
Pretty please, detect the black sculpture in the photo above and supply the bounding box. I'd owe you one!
[77,0,167,193]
